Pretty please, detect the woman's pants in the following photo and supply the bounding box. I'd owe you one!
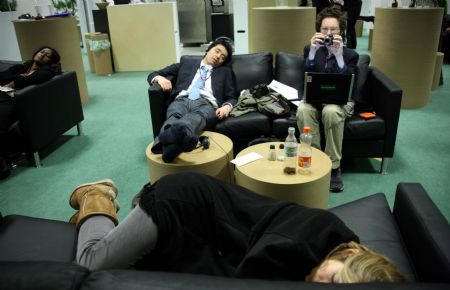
[296,101,353,169]
[76,205,158,270]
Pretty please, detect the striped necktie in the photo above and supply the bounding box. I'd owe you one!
[188,66,209,100]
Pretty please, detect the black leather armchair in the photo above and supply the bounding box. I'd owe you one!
[273,52,402,173]
[1,182,449,289]
[3,65,84,167]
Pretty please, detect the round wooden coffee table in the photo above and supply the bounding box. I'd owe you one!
[146,131,233,183]
[235,142,331,208]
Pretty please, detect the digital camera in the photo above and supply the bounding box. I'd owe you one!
[323,35,334,46]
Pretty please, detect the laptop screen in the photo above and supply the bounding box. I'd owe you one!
[303,72,355,105]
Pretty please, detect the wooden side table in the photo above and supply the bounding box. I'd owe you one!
[146,131,233,183]
[235,143,331,209]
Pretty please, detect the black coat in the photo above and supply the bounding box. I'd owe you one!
[0,61,59,89]
[138,172,358,281]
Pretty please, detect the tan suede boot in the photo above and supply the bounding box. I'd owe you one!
[72,189,120,229]
[68,180,120,229]
[69,179,118,210]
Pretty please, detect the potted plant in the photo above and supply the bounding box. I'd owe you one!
[51,0,76,14]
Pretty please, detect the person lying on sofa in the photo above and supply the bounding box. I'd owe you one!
[68,172,406,283]
[0,46,61,180]
[147,38,237,163]
[296,5,359,193]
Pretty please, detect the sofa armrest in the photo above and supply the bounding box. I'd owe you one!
[366,68,402,157]
[13,71,84,152]
[393,183,450,283]
[148,83,172,138]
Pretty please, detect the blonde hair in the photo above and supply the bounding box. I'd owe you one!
[326,242,407,283]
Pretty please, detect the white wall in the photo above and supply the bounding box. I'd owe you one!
[0,11,22,60]
[0,0,61,60]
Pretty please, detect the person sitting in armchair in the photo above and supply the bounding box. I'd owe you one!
[296,6,359,192]
[147,38,237,163]
[0,46,61,179]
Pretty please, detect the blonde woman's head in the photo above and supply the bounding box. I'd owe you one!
[306,242,407,283]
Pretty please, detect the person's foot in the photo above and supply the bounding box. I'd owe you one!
[162,143,184,163]
[159,123,189,145]
[69,179,118,210]
[330,168,344,192]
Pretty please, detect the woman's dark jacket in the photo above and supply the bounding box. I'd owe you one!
[138,172,358,281]
[0,60,60,89]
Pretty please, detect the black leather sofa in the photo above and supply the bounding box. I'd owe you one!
[148,52,402,173]
[1,182,449,289]
[0,61,84,167]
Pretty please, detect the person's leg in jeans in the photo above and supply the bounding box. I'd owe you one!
[70,180,158,270]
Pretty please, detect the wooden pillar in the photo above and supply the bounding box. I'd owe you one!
[371,7,443,109]
[13,17,89,105]
[250,7,316,56]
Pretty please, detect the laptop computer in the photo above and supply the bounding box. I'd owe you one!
[303,72,355,105]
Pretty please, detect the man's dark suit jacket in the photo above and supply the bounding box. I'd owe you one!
[302,45,359,101]
[147,58,237,107]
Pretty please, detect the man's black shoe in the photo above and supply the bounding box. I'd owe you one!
[330,168,344,193]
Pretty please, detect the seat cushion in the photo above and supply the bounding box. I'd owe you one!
[330,193,416,282]
[0,215,77,262]
[344,115,385,140]
[214,112,271,138]
[272,111,298,138]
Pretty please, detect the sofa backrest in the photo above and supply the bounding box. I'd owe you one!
[180,52,273,96]
[231,52,273,94]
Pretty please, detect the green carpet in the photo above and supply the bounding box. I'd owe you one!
[1,34,449,223]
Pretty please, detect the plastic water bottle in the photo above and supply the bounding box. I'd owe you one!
[298,126,312,175]
[283,127,298,175]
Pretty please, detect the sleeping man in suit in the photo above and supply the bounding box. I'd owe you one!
[147,38,237,162]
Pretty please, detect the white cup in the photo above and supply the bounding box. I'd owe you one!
[48,4,55,15]
[34,5,42,16]
[276,0,289,6]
